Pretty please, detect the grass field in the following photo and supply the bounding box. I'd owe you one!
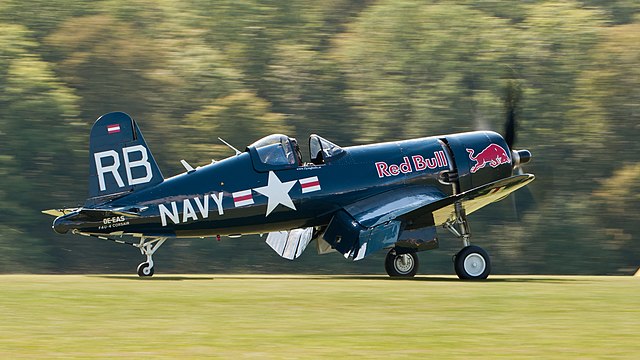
[0,275,638,359]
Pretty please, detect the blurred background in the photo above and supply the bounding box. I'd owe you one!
[0,0,638,275]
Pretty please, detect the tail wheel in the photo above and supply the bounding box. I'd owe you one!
[385,250,419,277]
[137,262,154,277]
[454,245,490,280]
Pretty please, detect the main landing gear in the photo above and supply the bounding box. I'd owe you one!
[444,202,491,280]
[385,249,419,277]
[134,237,167,277]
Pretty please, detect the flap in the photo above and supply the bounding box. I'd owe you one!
[265,227,314,260]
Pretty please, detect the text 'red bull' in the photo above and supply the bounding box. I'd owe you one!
[375,151,448,178]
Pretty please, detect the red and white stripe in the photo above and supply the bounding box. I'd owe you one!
[107,124,121,134]
[232,189,254,207]
[299,176,321,193]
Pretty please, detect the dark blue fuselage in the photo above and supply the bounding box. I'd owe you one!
[54,130,511,238]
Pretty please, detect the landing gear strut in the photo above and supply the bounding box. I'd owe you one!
[385,249,419,277]
[134,237,167,277]
[444,202,491,280]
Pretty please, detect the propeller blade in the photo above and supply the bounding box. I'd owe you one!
[503,78,535,219]
[503,80,521,149]
[511,185,535,220]
[505,107,515,149]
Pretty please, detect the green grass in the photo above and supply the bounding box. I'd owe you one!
[0,275,638,359]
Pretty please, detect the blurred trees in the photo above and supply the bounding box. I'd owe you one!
[0,23,83,271]
[333,2,516,140]
[0,1,638,274]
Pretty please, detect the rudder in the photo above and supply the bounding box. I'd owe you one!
[87,112,163,204]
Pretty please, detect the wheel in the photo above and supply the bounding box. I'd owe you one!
[454,245,490,280]
[137,262,154,277]
[385,250,419,277]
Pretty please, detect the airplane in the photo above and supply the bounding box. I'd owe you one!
[44,111,533,279]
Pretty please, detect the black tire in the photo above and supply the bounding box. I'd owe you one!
[454,245,490,280]
[385,250,419,277]
[137,262,154,277]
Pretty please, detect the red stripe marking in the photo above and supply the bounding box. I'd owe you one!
[301,181,320,188]
[234,194,252,202]
[107,124,121,133]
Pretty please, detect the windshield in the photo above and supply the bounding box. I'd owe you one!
[309,134,344,164]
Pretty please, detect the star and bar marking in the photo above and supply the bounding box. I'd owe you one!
[250,172,321,216]
[253,171,298,216]
[159,172,322,225]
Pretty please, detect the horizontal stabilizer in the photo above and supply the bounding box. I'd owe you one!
[78,207,143,218]
[44,205,145,219]
[50,206,145,234]
[42,208,79,217]
[266,228,314,260]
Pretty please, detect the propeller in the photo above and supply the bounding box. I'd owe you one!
[502,78,534,219]
[504,79,519,150]
[504,79,531,168]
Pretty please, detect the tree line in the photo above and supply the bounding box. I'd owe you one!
[1,0,638,274]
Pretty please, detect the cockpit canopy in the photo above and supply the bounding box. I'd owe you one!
[249,134,298,167]
[247,133,344,172]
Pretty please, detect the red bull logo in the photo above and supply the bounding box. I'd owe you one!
[467,144,511,173]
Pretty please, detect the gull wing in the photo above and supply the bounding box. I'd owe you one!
[324,174,535,260]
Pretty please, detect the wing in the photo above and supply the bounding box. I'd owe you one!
[322,174,534,261]
[321,186,447,261]
[404,173,534,225]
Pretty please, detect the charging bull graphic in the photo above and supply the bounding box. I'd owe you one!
[467,144,511,173]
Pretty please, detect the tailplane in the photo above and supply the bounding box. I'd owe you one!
[87,112,163,204]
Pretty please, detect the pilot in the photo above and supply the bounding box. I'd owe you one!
[290,138,303,166]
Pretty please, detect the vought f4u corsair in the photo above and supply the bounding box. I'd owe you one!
[45,111,534,279]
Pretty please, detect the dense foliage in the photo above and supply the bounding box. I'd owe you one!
[1,1,638,274]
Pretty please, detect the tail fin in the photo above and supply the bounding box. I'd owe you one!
[87,112,163,204]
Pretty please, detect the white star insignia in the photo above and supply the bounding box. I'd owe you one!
[253,171,297,216]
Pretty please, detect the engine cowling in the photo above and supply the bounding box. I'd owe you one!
[444,131,514,193]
